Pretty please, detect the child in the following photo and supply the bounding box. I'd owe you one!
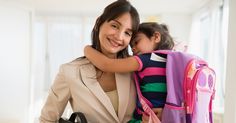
[84,22,174,122]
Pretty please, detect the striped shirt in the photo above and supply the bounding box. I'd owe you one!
[129,52,167,123]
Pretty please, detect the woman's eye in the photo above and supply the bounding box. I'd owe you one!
[125,32,132,37]
[111,24,118,29]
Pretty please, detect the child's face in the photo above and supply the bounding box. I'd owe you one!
[131,32,157,55]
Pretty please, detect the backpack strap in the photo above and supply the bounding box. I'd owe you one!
[133,73,161,123]
[153,50,171,54]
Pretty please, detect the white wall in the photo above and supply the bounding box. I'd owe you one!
[140,13,192,44]
[0,3,31,123]
[224,0,236,122]
[161,14,192,43]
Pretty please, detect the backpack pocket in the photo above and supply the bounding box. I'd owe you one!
[184,60,216,123]
[192,67,215,123]
[162,102,186,123]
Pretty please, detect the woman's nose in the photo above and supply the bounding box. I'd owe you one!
[115,31,123,41]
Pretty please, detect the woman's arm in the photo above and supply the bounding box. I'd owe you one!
[40,65,70,122]
[84,45,139,73]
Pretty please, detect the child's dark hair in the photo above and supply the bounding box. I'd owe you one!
[133,22,174,50]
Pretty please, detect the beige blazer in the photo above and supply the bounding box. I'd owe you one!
[40,58,136,123]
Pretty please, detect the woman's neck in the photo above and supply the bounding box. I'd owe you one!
[106,54,117,59]
[101,49,117,58]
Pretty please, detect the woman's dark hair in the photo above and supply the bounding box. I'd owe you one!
[91,0,140,58]
[133,22,174,50]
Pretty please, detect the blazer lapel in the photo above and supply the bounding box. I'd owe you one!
[80,64,119,122]
[116,73,131,121]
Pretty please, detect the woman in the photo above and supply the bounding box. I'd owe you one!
[84,22,175,122]
[39,0,140,123]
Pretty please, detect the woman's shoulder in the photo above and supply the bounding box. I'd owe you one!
[62,56,92,68]
[57,57,95,80]
[70,56,90,64]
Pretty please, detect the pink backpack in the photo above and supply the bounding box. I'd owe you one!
[135,51,216,123]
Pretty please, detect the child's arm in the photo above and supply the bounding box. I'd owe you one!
[84,45,139,73]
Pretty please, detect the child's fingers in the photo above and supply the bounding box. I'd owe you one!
[152,108,163,120]
[141,113,149,123]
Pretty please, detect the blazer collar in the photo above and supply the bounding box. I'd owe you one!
[80,63,131,122]
[115,73,131,120]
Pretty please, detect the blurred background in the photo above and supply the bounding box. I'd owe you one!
[0,0,235,123]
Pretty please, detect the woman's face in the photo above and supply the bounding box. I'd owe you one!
[131,32,157,55]
[99,12,133,58]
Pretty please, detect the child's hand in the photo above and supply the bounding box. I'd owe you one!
[84,45,92,56]
[141,108,163,122]
[152,108,163,121]
[141,113,149,123]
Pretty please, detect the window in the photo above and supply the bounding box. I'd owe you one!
[30,15,95,123]
[188,0,227,114]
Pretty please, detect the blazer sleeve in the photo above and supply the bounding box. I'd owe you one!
[39,64,71,123]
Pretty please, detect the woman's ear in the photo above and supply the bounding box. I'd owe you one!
[153,32,161,43]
